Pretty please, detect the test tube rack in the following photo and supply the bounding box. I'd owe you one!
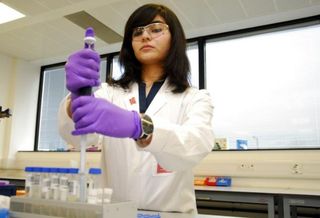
[9,196,137,218]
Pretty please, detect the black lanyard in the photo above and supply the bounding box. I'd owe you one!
[138,81,165,113]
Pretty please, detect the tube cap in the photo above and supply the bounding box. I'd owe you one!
[89,168,101,175]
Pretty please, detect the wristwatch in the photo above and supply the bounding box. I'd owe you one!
[139,114,154,139]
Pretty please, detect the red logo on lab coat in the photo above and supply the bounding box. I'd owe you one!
[157,164,172,174]
[129,97,136,105]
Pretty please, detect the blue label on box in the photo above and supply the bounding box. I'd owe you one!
[216,177,232,186]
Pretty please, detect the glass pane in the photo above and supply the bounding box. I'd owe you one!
[37,59,107,151]
[38,67,68,151]
[111,55,122,80]
[187,42,199,88]
[206,24,320,150]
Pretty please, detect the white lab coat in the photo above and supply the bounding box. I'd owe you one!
[58,79,214,213]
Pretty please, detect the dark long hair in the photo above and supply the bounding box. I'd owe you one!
[110,4,190,93]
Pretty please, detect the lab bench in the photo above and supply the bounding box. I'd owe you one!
[2,170,320,217]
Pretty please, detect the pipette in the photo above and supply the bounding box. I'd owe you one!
[79,27,96,203]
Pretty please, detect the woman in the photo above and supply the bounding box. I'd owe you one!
[59,3,214,214]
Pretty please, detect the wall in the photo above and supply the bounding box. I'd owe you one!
[0,53,14,159]
[0,53,40,164]
[7,58,40,155]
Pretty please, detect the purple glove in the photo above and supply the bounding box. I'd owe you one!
[65,49,100,96]
[71,96,142,139]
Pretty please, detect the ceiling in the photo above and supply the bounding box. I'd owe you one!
[0,0,320,66]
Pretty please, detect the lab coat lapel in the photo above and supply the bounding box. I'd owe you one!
[145,79,170,116]
[123,83,139,112]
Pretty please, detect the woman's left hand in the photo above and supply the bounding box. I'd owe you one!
[71,96,142,139]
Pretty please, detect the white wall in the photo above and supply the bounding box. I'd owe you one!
[0,53,40,164]
[0,53,14,160]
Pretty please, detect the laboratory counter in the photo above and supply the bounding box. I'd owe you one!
[2,170,320,217]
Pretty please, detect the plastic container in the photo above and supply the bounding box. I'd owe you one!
[68,168,80,202]
[87,168,103,204]
[31,167,42,198]
[58,168,69,201]
[24,167,33,197]
[40,167,51,199]
[49,167,60,200]
[10,196,137,218]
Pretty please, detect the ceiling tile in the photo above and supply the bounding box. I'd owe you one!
[67,0,87,3]
[206,0,246,23]
[110,0,140,19]
[88,5,127,36]
[138,0,194,29]
[275,0,311,11]
[33,0,73,10]
[241,0,276,17]
[2,0,49,15]
[173,0,219,27]
[0,32,39,60]
[310,0,320,5]
[46,18,86,47]
[37,19,108,59]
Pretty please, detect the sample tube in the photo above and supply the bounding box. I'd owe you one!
[24,167,34,197]
[31,167,42,198]
[59,168,69,201]
[87,168,102,204]
[41,167,51,199]
[67,168,79,202]
[50,167,60,200]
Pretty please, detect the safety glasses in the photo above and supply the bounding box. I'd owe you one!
[132,22,169,41]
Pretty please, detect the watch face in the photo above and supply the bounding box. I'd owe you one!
[142,114,154,135]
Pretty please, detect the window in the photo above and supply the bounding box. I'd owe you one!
[111,55,122,80]
[206,24,320,149]
[187,42,199,88]
[36,59,106,151]
[37,66,69,151]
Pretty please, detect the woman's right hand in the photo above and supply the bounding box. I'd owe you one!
[65,48,101,95]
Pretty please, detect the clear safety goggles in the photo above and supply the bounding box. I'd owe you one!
[132,22,169,41]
